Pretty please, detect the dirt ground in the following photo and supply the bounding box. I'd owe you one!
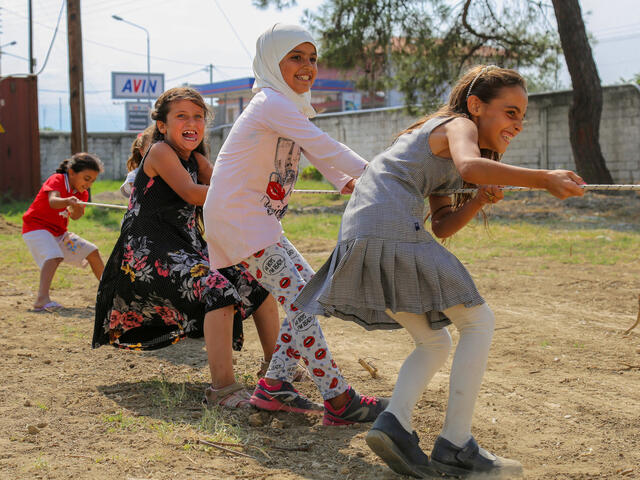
[1,193,639,480]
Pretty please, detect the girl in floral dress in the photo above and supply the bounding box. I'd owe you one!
[93,87,280,408]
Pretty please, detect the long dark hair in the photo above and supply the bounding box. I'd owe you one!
[399,65,527,211]
[56,152,104,174]
[151,87,211,157]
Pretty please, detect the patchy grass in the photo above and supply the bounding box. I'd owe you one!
[1,187,639,479]
[447,221,640,265]
[90,180,122,195]
[282,213,343,243]
[290,178,346,209]
[283,213,640,266]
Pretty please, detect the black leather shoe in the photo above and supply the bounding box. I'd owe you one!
[430,435,523,478]
[365,412,436,478]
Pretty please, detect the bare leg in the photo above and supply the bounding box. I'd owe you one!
[203,304,235,388]
[85,249,104,280]
[34,257,63,308]
[251,294,279,363]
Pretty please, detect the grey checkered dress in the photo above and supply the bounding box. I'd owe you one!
[295,116,485,330]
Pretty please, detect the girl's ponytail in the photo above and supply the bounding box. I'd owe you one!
[127,125,155,172]
[56,153,104,175]
[55,159,72,173]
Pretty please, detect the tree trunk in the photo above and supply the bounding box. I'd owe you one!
[552,0,613,184]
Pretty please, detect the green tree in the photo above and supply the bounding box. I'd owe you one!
[255,0,563,110]
[551,0,613,184]
[255,0,614,183]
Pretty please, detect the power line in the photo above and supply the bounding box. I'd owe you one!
[597,32,640,43]
[167,68,210,82]
[2,4,253,72]
[1,5,209,68]
[2,51,29,61]
[40,87,109,94]
[212,0,253,62]
[35,0,64,75]
[592,22,640,37]
[83,77,121,130]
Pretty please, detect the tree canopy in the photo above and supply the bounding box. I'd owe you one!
[254,0,564,111]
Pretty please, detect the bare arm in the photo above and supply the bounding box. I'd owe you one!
[143,143,209,206]
[48,190,85,220]
[445,118,584,199]
[429,185,503,239]
[194,152,213,185]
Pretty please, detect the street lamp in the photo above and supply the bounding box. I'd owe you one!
[0,41,18,77]
[111,15,152,111]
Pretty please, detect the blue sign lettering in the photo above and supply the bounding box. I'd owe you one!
[122,79,133,93]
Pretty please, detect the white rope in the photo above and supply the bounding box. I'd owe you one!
[78,201,128,210]
[435,184,640,195]
[293,184,640,196]
[292,189,341,194]
[76,184,640,211]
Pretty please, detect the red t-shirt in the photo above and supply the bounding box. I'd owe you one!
[22,173,89,236]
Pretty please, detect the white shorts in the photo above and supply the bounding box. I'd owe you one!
[22,230,98,269]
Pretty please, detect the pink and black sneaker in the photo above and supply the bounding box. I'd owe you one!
[323,386,389,426]
[250,378,323,415]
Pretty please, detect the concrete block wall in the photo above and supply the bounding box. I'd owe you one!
[40,84,640,184]
[502,84,640,182]
[39,131,138,182]
[207,106,416,169]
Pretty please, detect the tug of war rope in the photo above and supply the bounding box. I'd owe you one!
[79,184,640,210]
[78,184,640,337]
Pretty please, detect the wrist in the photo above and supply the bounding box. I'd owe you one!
[472,193,487,209]
[538,170,553,190]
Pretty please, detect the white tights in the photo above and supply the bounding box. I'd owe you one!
[385,303,495,448]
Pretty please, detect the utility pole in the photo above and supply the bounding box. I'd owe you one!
[66,0,87,153]
[28,0,35,73]
[207,64,213,106]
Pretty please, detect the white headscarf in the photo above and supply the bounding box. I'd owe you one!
[252,23,318,118]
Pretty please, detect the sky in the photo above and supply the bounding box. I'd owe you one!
[1,0,639,132]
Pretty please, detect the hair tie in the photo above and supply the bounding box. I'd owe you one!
[466,65,498,101]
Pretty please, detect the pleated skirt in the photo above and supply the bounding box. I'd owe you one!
[295,236,485,330]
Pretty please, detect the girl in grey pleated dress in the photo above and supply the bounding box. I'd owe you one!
[295,65,585,478]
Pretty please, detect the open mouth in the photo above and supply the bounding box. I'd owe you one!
[501,132,514,144]
[182,130,198,141]
[295,74,312,81]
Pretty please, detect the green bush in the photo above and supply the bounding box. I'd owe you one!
[300,165,323,181]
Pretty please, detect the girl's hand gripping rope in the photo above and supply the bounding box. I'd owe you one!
[476,185,504,206]
[543,170,585,199]
[340,178,357,195]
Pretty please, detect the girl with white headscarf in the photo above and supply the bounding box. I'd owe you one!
[202,24,387,425]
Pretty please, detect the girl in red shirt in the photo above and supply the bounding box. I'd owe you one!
[22,153,105,311]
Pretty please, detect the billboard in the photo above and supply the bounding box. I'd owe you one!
[125,102,151,131]
[342,92,362,111]
[111,71,164,100]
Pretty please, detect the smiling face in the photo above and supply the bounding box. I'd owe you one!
[68,168,99,193]
[156,99,205,159]
[279,42,318,94]
[469,85,528,154]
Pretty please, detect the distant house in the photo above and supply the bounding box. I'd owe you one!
[191,67,387,125]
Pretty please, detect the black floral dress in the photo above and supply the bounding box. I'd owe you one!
[92,147,269,351]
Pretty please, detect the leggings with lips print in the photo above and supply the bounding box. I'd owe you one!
[242,236,348,400]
